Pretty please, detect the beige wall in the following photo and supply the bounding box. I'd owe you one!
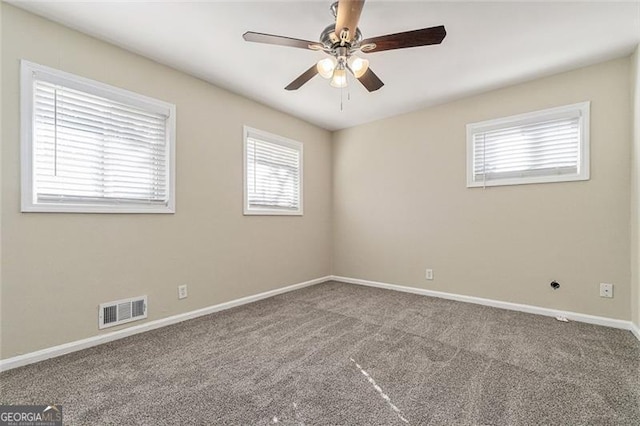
[0,2,4,353]
[333,58,631,320]
[0,5,333,358]
[632,45,640,328]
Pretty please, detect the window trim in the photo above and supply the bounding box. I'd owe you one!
[466,101,590,188]
[20,60,176,213]
[243,126,304,216]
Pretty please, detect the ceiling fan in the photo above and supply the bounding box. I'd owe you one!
[243,0,446,92]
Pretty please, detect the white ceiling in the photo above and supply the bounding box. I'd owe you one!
[10,1,640,131]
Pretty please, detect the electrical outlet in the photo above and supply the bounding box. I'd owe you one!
[599,283,613,298]
[178,285,188,299]
[425,269,434,280]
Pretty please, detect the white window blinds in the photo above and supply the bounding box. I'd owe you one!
[467,102,589,187]
[21,61,175,213]
[244,127,302,215]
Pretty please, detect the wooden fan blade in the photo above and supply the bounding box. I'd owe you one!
[361,25,446,53]
[285,65,319,90]
[334,0,365,42]
[243,31,323,50]
[356,68,384,92]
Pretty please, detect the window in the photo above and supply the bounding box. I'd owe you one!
[244,126,303,215]
[466,102,590,187]
[21,60,176,213]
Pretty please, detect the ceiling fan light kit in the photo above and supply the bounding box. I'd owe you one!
[243,0,446,93]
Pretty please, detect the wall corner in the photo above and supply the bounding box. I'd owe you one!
[631,44,640,328]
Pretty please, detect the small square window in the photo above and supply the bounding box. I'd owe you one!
[467,102,590,187]
[21,60,176,213]
[243,126,303,215]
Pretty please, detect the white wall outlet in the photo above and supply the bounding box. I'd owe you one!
[599,283,613,298]
[178,285,188,299]
[425,269,434,280]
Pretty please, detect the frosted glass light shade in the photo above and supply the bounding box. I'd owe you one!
[330,68,347,88]
[348,56,369,78]
[317,57,337,79]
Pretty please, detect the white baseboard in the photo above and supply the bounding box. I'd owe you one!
[632,322,640,341]
[0,276,331,372]
[2,275,637,372]
[331,275,637,334]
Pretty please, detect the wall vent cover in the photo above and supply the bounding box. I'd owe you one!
[99,296,147,329]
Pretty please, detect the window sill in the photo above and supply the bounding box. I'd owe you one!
[243,208,303,216]
[21,203,175,214]
[467,173,589,188]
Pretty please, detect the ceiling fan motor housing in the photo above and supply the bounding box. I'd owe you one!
[320,24,362,50]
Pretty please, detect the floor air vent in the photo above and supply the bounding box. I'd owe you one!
[99,296,147,329]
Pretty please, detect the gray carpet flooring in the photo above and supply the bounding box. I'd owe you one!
[1,281,639,425]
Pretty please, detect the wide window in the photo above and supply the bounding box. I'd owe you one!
[244,126,303,215]
[466,102,590,187]
[21,61,176,213]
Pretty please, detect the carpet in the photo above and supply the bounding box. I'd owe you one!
[1,281,639,425]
